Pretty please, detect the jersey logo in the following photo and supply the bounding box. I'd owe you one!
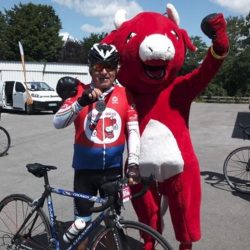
[84,107,122,144]
[112,96,119,104]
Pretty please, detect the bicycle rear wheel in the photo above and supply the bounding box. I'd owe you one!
[223,146,250,194]
[0,126,11,156]
[0,194,52,249]
[90,219,172,250]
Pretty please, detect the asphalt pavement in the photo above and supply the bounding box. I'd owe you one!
[0,103,249,250]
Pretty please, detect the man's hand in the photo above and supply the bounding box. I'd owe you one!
[201,13,229,56]
[126,164,141,185]
[77,88,102,107]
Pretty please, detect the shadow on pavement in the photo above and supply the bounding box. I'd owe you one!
[200,171,250,202]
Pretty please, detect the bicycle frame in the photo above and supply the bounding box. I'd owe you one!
[3,164,172,250]
[12,171,120,250]
[48,187,109,250]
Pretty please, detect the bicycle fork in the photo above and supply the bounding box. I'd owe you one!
[106,212,131,250]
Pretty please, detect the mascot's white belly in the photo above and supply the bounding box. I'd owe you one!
[139,119,184,181]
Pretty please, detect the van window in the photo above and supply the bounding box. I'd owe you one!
[27,82,53,91]
[15,82,25,92]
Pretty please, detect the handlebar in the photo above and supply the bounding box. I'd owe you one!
[90,176,154,213]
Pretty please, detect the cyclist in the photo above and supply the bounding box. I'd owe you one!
[53,43,140,249]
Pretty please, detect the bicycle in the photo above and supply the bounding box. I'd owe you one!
[223,123,250,194]
[0,111,11,156]
[0,163,172,249]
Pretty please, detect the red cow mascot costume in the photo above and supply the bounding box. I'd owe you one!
[102,3,229,250]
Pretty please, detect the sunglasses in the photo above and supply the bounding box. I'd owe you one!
[92,63,117,72]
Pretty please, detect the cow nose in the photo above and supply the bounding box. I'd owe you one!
[139,34,175,62]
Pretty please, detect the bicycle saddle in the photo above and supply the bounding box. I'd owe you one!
[26,163,57,177]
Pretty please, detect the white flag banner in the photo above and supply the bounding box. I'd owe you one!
[18,41,33,105]
[18,41,24,56]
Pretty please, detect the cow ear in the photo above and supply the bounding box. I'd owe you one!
[114,9,127,29]
[180,29,197,52]
[166,3,180,26]
[166,3,196,52]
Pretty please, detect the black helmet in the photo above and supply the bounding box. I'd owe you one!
[88,43,119,68]
[56,76,78,100]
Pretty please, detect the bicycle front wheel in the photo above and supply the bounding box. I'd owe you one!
[0,126,11,156]
[0,194,52,249]
[90,219,172,250]
[223,146,250,194]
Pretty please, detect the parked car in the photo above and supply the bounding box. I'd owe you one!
[0,81,62,114]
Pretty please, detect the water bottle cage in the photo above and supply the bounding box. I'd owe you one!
[63,219,86,243]
[64,231,78,242]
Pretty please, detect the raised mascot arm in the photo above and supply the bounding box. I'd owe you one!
[201,13,229,58]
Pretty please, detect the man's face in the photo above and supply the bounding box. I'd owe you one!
[91,63,118,91]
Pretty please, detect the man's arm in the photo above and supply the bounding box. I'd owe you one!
[127,119,140,166]
[53,100,82,129]
[53,83,102,129]
[126,92,141,183]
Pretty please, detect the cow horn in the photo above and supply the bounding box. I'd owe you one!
[166,3,180,26]
[114,9,127,29]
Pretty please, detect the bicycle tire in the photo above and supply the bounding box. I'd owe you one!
[0,194,53,249]
[0,126,11,156]
[90,219,173,250]
[223,146,250,194]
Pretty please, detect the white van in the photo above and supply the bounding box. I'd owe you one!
[0,81,62,114]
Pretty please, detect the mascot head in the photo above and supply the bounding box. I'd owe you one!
[102,3,196,94]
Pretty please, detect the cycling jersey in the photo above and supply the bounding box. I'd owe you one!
[53,81,140,171]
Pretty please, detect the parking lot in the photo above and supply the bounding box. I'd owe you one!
[0,103,250,250]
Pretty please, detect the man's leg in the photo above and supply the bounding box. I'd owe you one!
[76,168,122,250]
[74,170,97,250]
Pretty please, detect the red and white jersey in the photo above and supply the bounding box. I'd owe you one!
[54,82,140,170]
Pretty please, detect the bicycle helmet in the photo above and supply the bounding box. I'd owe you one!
[88,43,120,69]
[56,76,78,100]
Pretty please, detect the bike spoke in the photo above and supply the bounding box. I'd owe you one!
[224,147,250,193]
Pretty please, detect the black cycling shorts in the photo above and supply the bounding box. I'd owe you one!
[73,168,122,220]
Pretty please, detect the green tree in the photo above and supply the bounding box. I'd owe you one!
[202,13,250,97]
[218,13,250,97]
[60,33,106,64]
[3,3,63,62]
[180,36,208,75]
[0,12,10,60]
[61,39,84,63]
[241,12,250,49]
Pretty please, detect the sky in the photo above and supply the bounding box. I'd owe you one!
[1,0,249,43]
